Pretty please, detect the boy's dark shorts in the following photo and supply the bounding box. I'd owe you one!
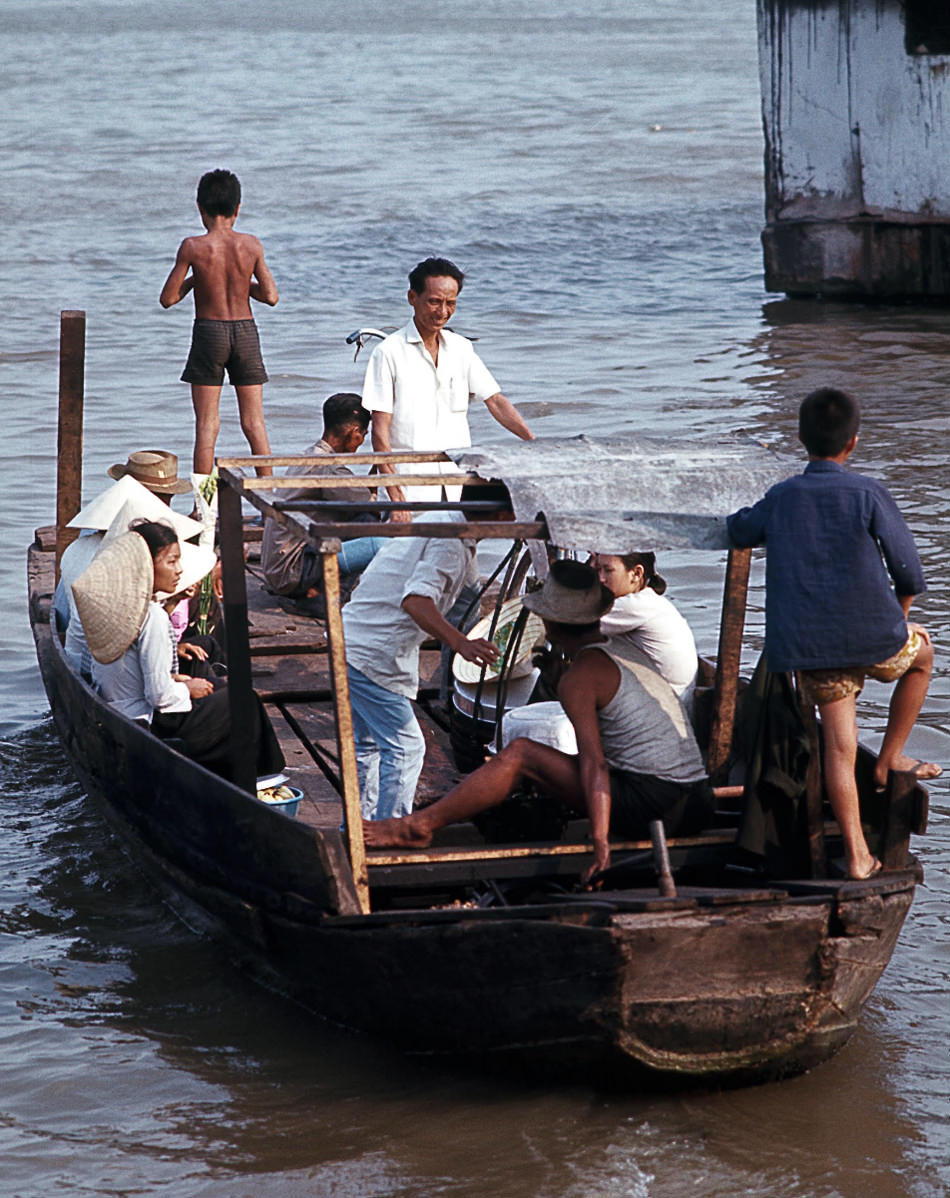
[181,319,268,387]
[609,769,713,839]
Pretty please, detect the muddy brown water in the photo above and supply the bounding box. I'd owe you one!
[1,2,947,1193]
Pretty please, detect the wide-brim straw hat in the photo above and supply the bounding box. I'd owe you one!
[107,449,191,495]
[452,597,546,684]
[71,530,153,664]
[155,541,217,601]
[68,474,203,539]
[522,559,615,625]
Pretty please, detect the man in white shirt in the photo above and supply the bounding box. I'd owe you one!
[361,257,534,520]
[342,482,513,820]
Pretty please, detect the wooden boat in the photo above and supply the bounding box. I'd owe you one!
[28,311,930,1087]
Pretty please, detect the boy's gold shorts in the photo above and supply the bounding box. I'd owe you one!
[797,628,922,708]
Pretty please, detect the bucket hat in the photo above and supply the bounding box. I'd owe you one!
[522,559,614,625]
[68,474,202,539]
[107,449,191,495]
[71,530,153,664]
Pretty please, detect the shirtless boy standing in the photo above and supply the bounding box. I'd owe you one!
[160,169,278,476]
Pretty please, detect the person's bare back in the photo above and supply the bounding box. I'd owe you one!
[159,169,278,476]
[161,221,277,319]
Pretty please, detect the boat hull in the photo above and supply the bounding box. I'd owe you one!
[254,877,914,1085]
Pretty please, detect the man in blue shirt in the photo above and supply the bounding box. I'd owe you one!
[728,387,939,880]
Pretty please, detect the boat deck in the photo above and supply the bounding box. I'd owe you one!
[213,531,765,883]
[243,531,466,833]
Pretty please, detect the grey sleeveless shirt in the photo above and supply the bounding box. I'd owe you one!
[580,636,707,785]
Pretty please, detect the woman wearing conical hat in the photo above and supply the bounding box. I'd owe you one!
[72,519,284,784]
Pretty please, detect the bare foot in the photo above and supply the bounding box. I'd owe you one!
[363,816,432,848]
[848,857,882,882]
[874,756,943,789]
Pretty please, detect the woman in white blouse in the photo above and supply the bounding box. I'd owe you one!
[592,552,698,710]
[74,520,283,784]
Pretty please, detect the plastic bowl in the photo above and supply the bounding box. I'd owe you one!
[257,786,302,817]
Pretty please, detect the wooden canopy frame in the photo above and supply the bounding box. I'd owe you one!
[217,453,753,914]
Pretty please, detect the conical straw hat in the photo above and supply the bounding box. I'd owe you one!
[100,500,176,550]
[452,596,546,685]
[71,530,153,665]
[68,474,203,540]
[58,531,105,592]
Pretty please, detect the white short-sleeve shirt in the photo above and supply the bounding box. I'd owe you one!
[361,320,500,501]
[342,512,478,698]
[599,588,699,698]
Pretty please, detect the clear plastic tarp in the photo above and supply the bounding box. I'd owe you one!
[450,433,799,552]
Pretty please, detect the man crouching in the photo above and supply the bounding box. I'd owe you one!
[364,559,713,886]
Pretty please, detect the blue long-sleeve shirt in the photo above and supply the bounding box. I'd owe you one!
[727,460,925,672]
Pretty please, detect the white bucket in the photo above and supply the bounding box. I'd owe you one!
[501,701,578,755]
[452,668,539,720]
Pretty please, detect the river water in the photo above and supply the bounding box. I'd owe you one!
[2,1,948,1194]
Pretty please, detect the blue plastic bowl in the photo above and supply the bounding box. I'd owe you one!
[258,786,302,817]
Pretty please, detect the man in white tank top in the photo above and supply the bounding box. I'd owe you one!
[365,560,712,886]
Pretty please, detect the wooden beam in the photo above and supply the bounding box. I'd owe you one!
[55,310,85,581]
[250,642,327,658]
[366,829,737,868]
[219,481,257,794]
[237,472,481,491]
[220,467,548,546]
[706,547,751,784]
[321,550,370,914]
[283,500,505,512]
[303,521,546,542]
[218,450,453,469]
[879,768,925,870]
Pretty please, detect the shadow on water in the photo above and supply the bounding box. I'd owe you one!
[1,723,946,1196]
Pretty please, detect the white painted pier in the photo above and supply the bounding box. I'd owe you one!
[757,1,950,299]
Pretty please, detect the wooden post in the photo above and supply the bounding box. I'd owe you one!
[321,549,370,914]
[649,820,677,898]
[879,769,926,870]
[56,310,85,580]
[706,548,751,785]
[218,480,257,794]
[797,692,827,878]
